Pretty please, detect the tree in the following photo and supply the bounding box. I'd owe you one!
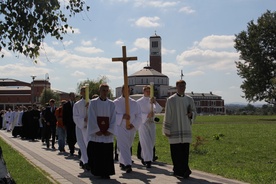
[0,0,90,61]
[76,76,114,99]
[40,88,60,106]
[234,10,276,104]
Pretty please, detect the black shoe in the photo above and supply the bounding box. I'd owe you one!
[83,163,91,171]
[146,161,152,168]
[183,169,192,178]
[79,161,84,167]
[125,165,132,173]
[120,163,126,170]
[141,159,146,166]
[101,175,110,179]
[52,146,56,150]
[153,156,158,161]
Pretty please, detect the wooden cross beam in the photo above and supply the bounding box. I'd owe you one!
[112,46,137,129]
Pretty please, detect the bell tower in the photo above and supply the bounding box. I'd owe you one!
[149,32,162,73]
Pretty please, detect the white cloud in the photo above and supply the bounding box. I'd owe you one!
[115,40,125,46]
[72,70,86,77]
[129,47,138,52]
[1,48,13,58]
[134,38,148,49]
[0,63,49,78]
[63,40,74,46]
[198,35,235,50]
[134,0,178,8]
[176,35,239,71]
[81,40,92,46]
[162,62,182,77]
[135,16,161,27]
[74,46,104,54]
[186,70,204,76]
[179,6,195,14]
[162,47,176,55]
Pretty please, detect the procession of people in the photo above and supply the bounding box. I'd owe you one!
[0,79,196,180]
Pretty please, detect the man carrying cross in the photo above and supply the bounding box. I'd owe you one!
[112,46,142,173]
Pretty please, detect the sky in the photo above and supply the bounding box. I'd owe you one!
[1,0,275,104]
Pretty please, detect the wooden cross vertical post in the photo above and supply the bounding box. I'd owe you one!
[112,46,137,129]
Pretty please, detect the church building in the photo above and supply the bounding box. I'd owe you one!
[115,33,225,115]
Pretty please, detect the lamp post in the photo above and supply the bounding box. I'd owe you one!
[31,75,36,104]
[44,73,49,105]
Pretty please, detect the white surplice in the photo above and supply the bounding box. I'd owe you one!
[113,96,142,166]
[73,98,89,164]
[137,96,163,162]
[87,97,116,143]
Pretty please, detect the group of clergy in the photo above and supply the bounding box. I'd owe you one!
[76,79,196,180]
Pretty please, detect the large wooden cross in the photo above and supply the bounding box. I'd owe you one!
[112,46,137,129]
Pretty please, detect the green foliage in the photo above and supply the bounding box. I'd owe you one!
[39,88,60,106]
[0,0,90,61]
[234,10,276,104]
[76,76,114,99]
[212,133,225,140]
[0,138,53,184]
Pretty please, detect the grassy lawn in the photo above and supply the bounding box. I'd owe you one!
[133,115,276,184]
[0,138,55,184]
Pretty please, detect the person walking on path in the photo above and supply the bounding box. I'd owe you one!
[113,85,142,173]
[163,79,196,179]
[44,99,57,149]
[55,100,67,152]
[73,87,90,170]
[137,85,163,168]
[63,92,77,156]
[87,84,116,179]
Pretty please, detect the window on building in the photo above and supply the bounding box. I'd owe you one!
[152,41,158,48]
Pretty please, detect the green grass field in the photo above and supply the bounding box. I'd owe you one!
[0,138,54,184]
[1,115,275,184]
[133,115,276,184]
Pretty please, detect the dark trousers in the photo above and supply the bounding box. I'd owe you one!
[170,143,191,176]
[66,125,76,154]
[45,125,56,147]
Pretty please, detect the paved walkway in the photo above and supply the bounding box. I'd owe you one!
[0,130,248,184]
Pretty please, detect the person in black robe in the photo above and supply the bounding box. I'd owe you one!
[63,92,77,156]
[29,104,40,141]
[44,99,57,149]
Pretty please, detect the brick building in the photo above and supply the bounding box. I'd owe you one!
[0,78,68,110]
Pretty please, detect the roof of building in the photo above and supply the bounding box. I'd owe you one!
[0,78,30,86]
[129,66,168,77]
[186,92,221,98]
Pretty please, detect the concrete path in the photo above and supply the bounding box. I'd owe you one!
[0,130,248,184]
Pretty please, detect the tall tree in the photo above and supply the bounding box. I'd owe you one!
[0,0,90,61]
[76,76,114,99]
[234,10,276,104]
[40,88,60,106]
